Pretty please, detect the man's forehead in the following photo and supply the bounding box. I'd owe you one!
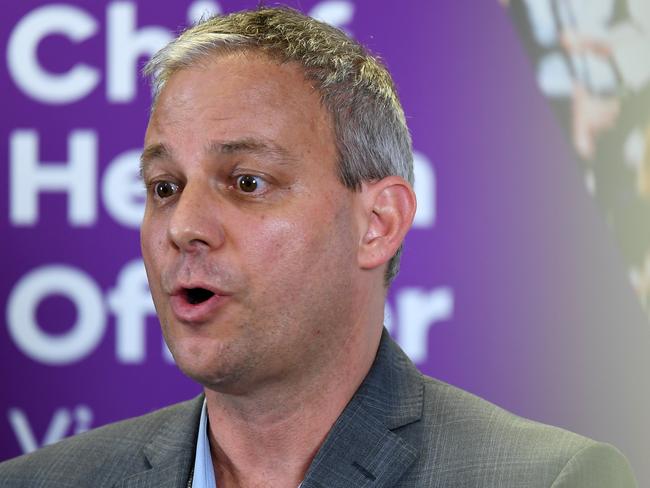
[146,55,326,127]
[141,52,338,178]
[156,53,323,112]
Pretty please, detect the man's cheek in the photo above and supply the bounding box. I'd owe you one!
[251,218,306,253]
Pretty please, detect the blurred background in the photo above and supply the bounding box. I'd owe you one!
[2,0,649,483]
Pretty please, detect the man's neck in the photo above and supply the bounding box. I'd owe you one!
[203,324,383,488]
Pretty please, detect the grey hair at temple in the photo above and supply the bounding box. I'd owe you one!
[143,7,414,286]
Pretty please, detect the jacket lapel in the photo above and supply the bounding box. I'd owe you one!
[302,330,423,488]
[114,395,204,488]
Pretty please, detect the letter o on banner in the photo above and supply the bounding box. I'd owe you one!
[7,265,106,365]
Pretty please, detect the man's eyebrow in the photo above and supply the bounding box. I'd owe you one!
[139,139,296,179]
[139,143,172,179]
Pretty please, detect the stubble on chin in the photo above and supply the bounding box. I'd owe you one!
[162,315,265,395]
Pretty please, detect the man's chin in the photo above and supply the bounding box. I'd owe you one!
[170,347,252,395]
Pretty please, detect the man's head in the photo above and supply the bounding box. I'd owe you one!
[145,7,414,285]
[140,7,416,393]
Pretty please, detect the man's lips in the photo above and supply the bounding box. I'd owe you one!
[168,284,231,323]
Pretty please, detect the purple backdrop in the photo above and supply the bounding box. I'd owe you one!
[2,1,649,483]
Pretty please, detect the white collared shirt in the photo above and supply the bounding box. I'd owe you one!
[191,400,217,488]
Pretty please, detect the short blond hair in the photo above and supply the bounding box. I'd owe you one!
[144,7,413,285]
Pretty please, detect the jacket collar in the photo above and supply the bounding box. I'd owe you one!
[301,329,423,488]
[115,395,204,488]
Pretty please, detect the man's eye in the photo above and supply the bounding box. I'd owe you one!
[154,181,178,198]
[236,175,261,193]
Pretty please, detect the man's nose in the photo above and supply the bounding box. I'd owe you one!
[167,182,225,252]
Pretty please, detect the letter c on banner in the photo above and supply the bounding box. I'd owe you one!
[7,265,106,365]
[7,5,100,104]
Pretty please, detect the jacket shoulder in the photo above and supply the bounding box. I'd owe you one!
[550,442,637,488]
[399,375,636,487]
[0,396,202,488]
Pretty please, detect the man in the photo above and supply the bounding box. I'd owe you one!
[0,7,637,488]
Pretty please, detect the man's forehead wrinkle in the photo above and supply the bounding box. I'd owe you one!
[207,138,297,164]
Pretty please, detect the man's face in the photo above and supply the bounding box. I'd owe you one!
[141,53,364,393]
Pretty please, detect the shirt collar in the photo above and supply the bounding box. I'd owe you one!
[192,399,217,488]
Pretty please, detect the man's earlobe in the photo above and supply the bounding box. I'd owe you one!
[358,177,417,271]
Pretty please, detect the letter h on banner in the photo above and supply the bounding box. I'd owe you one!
[10,129,97,226]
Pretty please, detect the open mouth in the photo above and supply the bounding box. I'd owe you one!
[169,284,228,322]
[184,287,216,305]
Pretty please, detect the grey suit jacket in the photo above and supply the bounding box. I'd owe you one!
[0,332,637,487]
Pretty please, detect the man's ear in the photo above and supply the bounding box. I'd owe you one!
[357,176,417,271]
